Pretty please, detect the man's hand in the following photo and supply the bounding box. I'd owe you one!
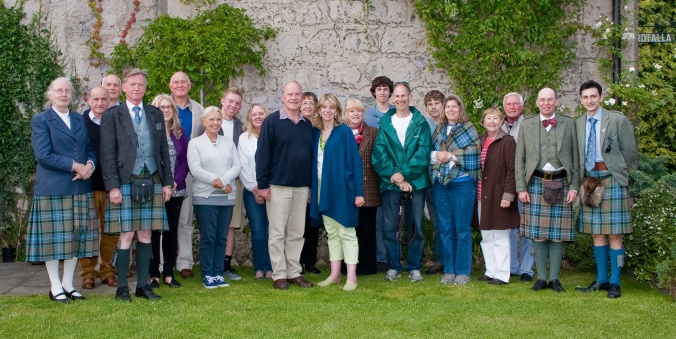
[398,181,412,192]
[518,191,530,203]
[259,188,271,201]
[566,190,578,204]
[163,186,172,202]
[390,173,404,185]
[110,188,123,204]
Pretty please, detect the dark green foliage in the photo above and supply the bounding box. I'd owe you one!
[413,0,584,121]
[656,244,676,297]
[110,4,276,105]
[564,233,596,271]
[0,2,65,251]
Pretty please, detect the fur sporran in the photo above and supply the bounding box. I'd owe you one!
[580,177,604,208]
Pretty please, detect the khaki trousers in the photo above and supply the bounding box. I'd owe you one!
[80,190,119,280]
[176,173,195,271]
[267,185,308,280]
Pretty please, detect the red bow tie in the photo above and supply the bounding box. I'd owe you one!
[542,118,556,128]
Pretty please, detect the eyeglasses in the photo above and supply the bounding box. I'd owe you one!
[159,105,174,111]
[54,89,72,95]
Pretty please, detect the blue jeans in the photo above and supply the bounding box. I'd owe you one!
[243,190,272,273]
[194,204,233,278]
[433,178,476,275]
[381,189,426,273]
[425,186,443,264]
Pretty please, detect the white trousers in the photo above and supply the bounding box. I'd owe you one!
[480,229,511,282]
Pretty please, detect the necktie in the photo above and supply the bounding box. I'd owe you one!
[585,118,597,172]
[542,118,557,128]
[133,106,141,125]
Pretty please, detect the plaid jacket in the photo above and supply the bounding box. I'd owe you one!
[430,122,481,184]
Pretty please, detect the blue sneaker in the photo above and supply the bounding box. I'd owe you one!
[202,276,218,289]
[214,275,229,288]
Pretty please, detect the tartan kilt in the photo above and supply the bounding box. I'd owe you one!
[578,170,632,234]
[26,193,99,262]
[521,176,575,242]
[105,174,168,233]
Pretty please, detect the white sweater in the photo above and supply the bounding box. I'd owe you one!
[187,133,241,199]
[237,132,259,192]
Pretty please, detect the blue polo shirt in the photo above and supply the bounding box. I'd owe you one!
[177,105,193,140]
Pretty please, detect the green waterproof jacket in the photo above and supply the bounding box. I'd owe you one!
[371,106,432,192]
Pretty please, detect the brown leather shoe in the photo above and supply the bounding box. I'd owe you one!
[287,276,314,288]
[102,276,118,287]
[273,279,289,290]
[82,277,95,289]
[180,269,194,279]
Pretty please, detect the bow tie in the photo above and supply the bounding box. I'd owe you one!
[542,118,556,128]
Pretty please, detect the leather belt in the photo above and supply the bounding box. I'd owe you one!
[533,169,567,180]
[593,162,608,171]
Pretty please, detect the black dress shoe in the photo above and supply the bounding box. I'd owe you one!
[607,284,621,298]
[575,281,610,293]
[49,291,70,304]
[520,273,533,282]
[135,285,162,300]
[531,279,548,291]
[163,278,182,288]
[64,289,86,301]
[305,265,322,275]
[149,278,160,289]
[477,275,495,282]
[489,279,508,285]
[549,279,565,292]
[116,286,132,302]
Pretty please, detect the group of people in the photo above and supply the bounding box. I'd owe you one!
[26,69,637,303]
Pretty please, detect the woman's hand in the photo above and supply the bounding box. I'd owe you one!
[223,184,232,194]
[211,178,224,189]
[436,151,451,164]
[355,196,365,207]
[500,199,511,208]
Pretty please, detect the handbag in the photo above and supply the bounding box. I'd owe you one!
[542,180,563,204]
[131,177,154,204]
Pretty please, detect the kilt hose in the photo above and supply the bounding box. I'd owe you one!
[26,193,99,262]
[105,172,168,234]
[521,176,575,242]
[578,169,632,234]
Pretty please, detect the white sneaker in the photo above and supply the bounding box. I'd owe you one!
[384,269,401,281]
[409,270,423,283]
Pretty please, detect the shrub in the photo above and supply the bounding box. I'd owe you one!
[564,233,596,271]
[656,244,676,298]
[625,185,676,282]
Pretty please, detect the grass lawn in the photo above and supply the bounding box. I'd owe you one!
[1,267,674,338]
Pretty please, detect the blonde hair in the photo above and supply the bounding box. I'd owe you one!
[343,98,365,120]
[481,107,504,126]
[244,104,270,137]
[151,94,182,139]
[202,106,222,120]
[222,87,243,99]
[312,93,342,129]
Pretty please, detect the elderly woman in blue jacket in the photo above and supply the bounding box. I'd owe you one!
[309,94,364,292]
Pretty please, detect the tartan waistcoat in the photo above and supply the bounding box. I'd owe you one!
[132,109,157,175]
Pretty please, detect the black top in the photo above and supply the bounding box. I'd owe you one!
[256,111,313,189]
[83,111,105,191]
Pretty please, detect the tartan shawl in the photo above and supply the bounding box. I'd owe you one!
[430,122,481,184]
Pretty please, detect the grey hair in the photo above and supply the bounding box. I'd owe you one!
[201,106,222,121]
[503,92,524,106]
[122,67,148,83]
[44,77,73,108]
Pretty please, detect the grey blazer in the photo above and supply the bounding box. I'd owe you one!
[575,108,638,187]
[100,103,173,191]
[515,114,580,192]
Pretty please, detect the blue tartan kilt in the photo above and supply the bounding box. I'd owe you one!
[105,174,168,234]
[578,170,632,234]
[520,176,575,242]
[26,193,99,262]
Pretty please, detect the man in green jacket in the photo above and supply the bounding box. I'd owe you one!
[372,82,432,283]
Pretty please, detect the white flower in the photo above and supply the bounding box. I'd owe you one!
[604,98,616,106]
[654,63,662,70]
[622,101,628,106]
[602,27,611,39]
[624,5,629,10]
[652,90,658,96]
[593,21,603,29]
[622,32,635,41]
[638,84,645,88]
[473,98,483,109]
[628,67,636,72]
[625,83,630,87]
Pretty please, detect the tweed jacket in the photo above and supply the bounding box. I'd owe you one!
[359,124,382,207]
[31,107,97,196]
[472,130,520,230]
[515,114,579,192]
[100,102,173,190]
[575,108,638,187]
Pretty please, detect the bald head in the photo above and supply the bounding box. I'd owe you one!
[89,86,110,117]
[536,87,558,118]
[101,74,121,103]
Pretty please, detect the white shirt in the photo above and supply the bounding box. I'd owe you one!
[89,111,102,125]
[222,119,234,141]
[539,113,556,132]
[585,108,604,162]
[237,133,259,192]
[126,101,144,121]
[52,106,70,129]
[391,113,412,147]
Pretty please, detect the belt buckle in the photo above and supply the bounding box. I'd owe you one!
[542,171,554,180]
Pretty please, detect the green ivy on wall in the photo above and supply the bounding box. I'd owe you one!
[414,0,584,119]
[109,3,276,105]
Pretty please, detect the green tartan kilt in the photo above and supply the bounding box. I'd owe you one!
[105,174,168,234]
[578,170,632,234]
[521,176,575,242]
[26,193,99,262]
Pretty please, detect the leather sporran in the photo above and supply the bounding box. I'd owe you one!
[580,177,604,208]
[131,177,154,204]
[542,180,563,204]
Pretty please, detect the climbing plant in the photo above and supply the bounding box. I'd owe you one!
[109,3,276,105]
[414,0,585,120]
[0,2,66,254]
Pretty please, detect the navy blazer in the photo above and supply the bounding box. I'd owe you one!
[100,103,173,190]
[31,108,97,196]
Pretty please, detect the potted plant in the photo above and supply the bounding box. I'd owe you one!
[1,222,21,262]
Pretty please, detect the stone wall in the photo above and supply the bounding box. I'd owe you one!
[8,0,635,267]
